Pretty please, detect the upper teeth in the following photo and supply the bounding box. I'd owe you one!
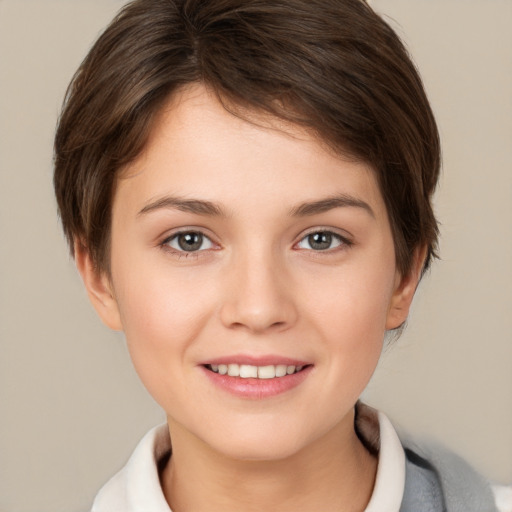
[209,364,303,379]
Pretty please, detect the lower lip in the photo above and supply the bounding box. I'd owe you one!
[200,366,313,399]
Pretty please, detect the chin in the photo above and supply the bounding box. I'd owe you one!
[193,414,325,463]
[211,433,308,462]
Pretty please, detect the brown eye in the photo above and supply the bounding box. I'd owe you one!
[166,231,213,252]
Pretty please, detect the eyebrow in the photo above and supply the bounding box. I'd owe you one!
[138,196,226,217]
[289,194,375,218]
[138,193,375,219]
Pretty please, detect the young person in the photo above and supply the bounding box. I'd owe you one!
[53,0,511,510]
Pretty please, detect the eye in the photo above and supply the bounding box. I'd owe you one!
[164,231,214,252]
[296,231,347,251]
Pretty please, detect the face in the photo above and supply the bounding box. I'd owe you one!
[81,84,420,461]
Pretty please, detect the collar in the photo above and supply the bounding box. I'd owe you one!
[92,407,406,512]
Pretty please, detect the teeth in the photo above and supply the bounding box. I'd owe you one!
[258,365,275,379]
[239,365,258,378]
[208,364,305,379]
[227,364,239,377]
[275,365,287,377]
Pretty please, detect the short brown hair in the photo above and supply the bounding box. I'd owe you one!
[54,0,440,276]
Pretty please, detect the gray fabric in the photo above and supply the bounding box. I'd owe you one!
[401,449,445,512]
[400,437,498,512]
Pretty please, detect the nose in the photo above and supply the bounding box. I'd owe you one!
[219,250,298,334]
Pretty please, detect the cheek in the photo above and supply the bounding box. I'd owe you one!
[113,249,209,335]
[323,291,386,377]
[111,261,214,399]
[305,261,395,338]
[301,255,396,380]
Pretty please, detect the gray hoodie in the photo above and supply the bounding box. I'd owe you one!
[400,438,498,512]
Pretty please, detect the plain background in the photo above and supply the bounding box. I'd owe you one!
[0,1,510,511]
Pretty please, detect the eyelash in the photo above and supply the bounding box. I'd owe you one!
[160,230,217,258]
[160,228,353,259]
[294,229,353,253]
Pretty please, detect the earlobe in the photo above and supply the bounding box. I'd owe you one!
[74,241,123,331]
[385,246,427,330]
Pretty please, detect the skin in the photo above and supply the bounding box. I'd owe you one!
[76,83,425,511]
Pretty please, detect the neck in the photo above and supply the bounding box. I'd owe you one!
[161,409,377,512]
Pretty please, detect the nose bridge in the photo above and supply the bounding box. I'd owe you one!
[220,242,297,333]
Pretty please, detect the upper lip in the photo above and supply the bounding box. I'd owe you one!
[200,354,311,367]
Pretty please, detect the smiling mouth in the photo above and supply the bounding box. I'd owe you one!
[205,364,308,379]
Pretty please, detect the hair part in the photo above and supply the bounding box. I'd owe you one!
[54,0,440,277]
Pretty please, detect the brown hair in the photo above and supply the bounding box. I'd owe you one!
[54,0,440,276]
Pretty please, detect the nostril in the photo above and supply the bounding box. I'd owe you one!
[228,320,288,333]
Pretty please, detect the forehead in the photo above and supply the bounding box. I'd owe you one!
[116,83,386,219]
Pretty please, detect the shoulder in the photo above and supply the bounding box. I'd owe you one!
[400,434,511,512]
[493,485,512,512]
[91,468,130,512]
[91,424,171,512]
[356,403,511,512]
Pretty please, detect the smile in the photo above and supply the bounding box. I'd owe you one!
[201,359,313,399]
[206,364,305,379]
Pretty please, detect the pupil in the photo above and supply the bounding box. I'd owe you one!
[178,232,202,251]
[309,232,332,250]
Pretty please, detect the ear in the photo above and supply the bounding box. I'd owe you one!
[74,241,123,331]
[385,246,427,330]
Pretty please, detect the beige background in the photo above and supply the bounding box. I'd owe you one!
[0,1,510,511]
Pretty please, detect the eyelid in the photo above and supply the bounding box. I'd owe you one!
[298,226,353,242]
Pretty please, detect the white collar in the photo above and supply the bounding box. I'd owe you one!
[92,410,406,512]
[364,411,406,512]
